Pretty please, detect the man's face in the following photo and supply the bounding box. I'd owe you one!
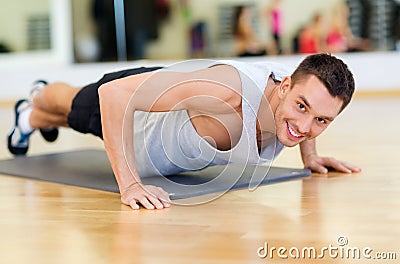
[274,75,343,147]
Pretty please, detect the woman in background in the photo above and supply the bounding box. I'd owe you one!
[233,5,267,57]
[326,2,372,53]
[265,0,284,54]
[298,13,327,54]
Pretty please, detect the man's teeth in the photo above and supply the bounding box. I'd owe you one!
[288,125,301,138]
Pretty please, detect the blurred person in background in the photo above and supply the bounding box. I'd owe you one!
[326,1,372,53]
[264,0,284,54]
[233,5,267,57]
[298,13,328,54]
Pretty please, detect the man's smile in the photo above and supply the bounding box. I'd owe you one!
[286,121,304,140]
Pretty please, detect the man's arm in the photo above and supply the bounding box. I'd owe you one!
[98,65,241,210]
[98,72,171,210]
[300,139,361,174]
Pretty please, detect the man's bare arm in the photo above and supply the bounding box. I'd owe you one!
[98,72,170,210]
[98,66,241,210]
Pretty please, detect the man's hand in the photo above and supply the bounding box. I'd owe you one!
[302,153,362,174]
[121,183,171,210]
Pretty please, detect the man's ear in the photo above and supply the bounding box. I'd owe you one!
[278,76,291,99]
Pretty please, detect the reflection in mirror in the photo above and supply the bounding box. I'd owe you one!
[0,0,51,53]
[72,0,172,62]
[71,0,400,63]
[2,0,400,62]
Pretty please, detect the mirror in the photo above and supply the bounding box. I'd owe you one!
[1,0,399,66]
[0,0,73,68]
[70,0,400,62]
[0,0,51,53]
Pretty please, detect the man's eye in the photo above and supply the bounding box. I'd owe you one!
[316,117,326,124]
[297,103,306,111]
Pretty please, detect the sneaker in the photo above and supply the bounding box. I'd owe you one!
[29,80,48,100]
[29,80,59,143]
[7,99,33,155]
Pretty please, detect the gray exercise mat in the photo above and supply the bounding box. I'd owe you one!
[0,150,311,199]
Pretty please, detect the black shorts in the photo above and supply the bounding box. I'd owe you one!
[67,66,162,139]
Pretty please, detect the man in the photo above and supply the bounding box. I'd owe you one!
[7,53,361,210]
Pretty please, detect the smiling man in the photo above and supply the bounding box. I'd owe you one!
[7,53,361,210]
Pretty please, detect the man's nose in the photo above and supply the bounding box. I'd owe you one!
[297,115,313,134]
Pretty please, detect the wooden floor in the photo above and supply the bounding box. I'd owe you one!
[0,96,399,263]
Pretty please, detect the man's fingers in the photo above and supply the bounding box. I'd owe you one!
[316,165,328,174]
[327,159,351,173]
[139,186,170,209]
[156,187,172,203]
[322,158,361,173]
[305,156,362,175]
[128,196,168,210]
[146,194,165,209]
[161,200,171,208]
[307,161,328,174]
[122,184,172,210]
[129,201,140,210]
[139,196,156,210]
[146,187,171,209]
[343,162,362,173]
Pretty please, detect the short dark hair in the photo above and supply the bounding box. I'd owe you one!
[291,53,355,112]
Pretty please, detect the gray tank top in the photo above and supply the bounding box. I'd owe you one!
[133,59,292,178]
